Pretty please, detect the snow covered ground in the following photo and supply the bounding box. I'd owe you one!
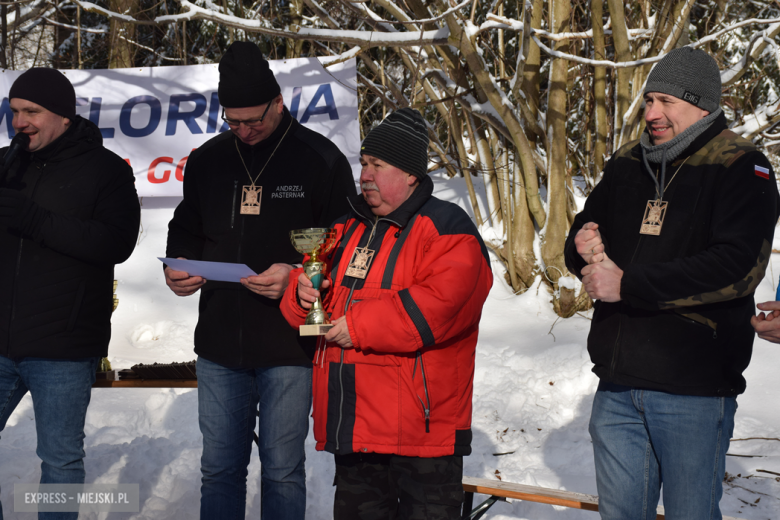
[1,173,779,519]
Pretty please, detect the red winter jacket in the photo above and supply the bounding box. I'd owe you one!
[281,177,492,457]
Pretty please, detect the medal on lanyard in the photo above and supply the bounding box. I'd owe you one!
[235,118,292,216]
[346,218,380,280]
[639,156,690,236]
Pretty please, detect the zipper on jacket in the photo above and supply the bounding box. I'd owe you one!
[8,161,43,357]
[334,277,359,453]
[609,233,645,378]
[236,194,245,366]
[609,315,622,379]
[335,348,346,452]
[230,180,238,229]
[7,237,23,357]
[415,351,431,433]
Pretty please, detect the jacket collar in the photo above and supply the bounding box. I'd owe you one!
[26,116,102,164]
[349,175,433,228]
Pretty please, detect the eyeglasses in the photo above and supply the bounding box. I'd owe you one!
[221,101,273,129]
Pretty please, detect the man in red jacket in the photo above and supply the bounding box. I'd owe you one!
[281,108,493,519]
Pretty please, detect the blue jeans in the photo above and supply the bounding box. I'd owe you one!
[589,381,736,520]
[197,357,312,520]
[0,355,98,520]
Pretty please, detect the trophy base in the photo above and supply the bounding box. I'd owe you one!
[300,324,334,336]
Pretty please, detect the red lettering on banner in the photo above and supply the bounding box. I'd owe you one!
[175,149,197,181]
[148,156,174,184]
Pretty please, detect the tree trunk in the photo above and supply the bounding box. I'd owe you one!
[511,159,538,290]
[287,0,305,59]
[606,0,632,150]
[543,0,575,317]
[517,0,544,146]
[108,0,137,68]
[592,0,607,175]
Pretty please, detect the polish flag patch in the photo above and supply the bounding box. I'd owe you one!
[755,165,770,179]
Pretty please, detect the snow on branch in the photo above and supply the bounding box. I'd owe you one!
[2,0,52,29]
[76,0,452,47]
[695,17,780,48]
[302,0,339,30]
[720,31,767,86]
[531,35,663,68]
[423,68,511,140]
[379,0,473,25]
[43,16,108,33]
[731,102,780,139]
[485,13,652,41]
[73,0,151,23]
[296,27,450,47]
[719,24,780,86]
[157,0,450,46]
[320,45,362,67]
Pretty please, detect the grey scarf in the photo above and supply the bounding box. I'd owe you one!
[640,107,722,164]
[639,107,721,199]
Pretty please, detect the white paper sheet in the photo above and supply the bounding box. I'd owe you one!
[158,258,257,283]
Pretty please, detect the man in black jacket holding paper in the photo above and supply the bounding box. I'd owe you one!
[164,42,355,519]
[0,68,140,520]
[565,48,780,519]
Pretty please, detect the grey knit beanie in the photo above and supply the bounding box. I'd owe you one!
[361,108,429,179]
[645,47,721,113]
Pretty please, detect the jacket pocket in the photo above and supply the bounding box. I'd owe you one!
[673,310,718,339]
[412,351,431,433]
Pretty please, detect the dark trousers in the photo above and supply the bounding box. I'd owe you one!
[333,453,463,520]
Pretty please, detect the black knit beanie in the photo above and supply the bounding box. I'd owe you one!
[218,41,281,108]
[645,47,721,113]
[9,68,76,120]
[361,108,429,179]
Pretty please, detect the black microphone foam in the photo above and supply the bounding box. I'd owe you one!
[0,132,30,186]
[3,132,29,168]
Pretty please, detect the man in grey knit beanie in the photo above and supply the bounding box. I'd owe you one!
[565,47,780,520]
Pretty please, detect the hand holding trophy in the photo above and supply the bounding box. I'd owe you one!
[290,228,338,335]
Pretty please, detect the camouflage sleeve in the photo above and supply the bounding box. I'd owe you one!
[621,150,780,310]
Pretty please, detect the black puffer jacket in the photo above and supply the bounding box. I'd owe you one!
[565,115,780,397]
[0,116,140,359]
[166,109,356,368]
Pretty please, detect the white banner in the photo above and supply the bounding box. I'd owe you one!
[0,58,360,197]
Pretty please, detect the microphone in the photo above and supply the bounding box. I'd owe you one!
[0,132,29,185]
[2,132,29,170]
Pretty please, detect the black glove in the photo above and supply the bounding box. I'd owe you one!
[0,188,48,237]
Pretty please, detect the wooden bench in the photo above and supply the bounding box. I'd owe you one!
[92,370,197,388]
[461,476,746,519]
[93,378,196,388]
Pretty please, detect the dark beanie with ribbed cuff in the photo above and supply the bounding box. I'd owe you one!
[9,68,76,120]
[645,47,721,113]
[218,41,281,108]
[360,108,429,179]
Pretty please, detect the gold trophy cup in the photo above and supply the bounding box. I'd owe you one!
[290,228,338,336]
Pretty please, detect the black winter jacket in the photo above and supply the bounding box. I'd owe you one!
[166,109,356,368]
[565,115,780,396]
[0,116,140,359]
